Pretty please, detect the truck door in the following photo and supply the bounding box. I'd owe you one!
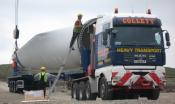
[89,25,96,76]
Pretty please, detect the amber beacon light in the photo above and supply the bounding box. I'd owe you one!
[147,9,151,14]
[114,8,118,14]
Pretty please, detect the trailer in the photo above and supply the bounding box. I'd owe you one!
[8,9,170,100]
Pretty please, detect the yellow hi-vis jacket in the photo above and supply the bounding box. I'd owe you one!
[38,72,48,82]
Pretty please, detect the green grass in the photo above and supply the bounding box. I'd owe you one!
[0,64,174,80]
[165,67,175,78]
[0,64,11,80]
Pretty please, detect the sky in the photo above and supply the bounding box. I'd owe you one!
[0,0,175,68]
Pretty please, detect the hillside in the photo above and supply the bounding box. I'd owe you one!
[0,64,11,80]
[166,67,175,78]
[0,64,174,80]
[0,64,175,79]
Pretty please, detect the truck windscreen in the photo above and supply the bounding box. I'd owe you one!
[112,27,162,46]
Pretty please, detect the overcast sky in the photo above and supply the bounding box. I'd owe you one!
[0,0,175,68]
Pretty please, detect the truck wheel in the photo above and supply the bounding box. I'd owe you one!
[71,83,79,100]
[85,81,97,100]
[9,81,12,92]
[14,81,17,93]
[147,89,160,100]
[99,77,113,100]
[12,81,15,92]
[78,81,86,100]
[18,88,24,94]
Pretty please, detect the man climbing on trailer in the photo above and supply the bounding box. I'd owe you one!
[70,14,83,50]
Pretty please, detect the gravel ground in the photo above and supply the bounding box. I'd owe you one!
[0,81,175,104]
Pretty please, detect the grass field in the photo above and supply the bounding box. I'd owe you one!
[166,67,175,78]
[0,64,175,79]
[1,65,174,78]
[0,64,11,81]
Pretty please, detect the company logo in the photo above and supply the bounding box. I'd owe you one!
[122,18,155,25]
[117,48,161,53]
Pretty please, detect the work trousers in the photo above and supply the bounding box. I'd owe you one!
[38,81,47,98]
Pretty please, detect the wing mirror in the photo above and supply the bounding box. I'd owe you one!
[111,29,118,38]
[165,32,171,47]
[162,30,171,48]
[103,29,111,46]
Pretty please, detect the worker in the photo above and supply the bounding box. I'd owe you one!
[34,67,55,98]
[11,58,18,76]
[69,14,83,50]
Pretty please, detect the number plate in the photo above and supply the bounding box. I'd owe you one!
[134,60,146,63]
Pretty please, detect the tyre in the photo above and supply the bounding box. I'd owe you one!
[99,77,113,100]
[147,89,160,100]
[12,81,14,92]
[14,82,17,93]
[18,88,24,94]
[71,83,79,100]
[85,81,97,100]
[9,81,12,92]
[78,81,86,100]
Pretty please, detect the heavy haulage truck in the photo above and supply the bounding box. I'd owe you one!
[8,9,171,100]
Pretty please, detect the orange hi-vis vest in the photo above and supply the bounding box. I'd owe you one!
[12,60,17,69]
[73,19,82,33]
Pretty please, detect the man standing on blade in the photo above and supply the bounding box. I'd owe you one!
[70,14,83,50]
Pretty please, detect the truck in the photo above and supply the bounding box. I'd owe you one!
[8,9,170,100]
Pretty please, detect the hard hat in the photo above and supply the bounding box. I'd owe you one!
[77,14,83,17]
[40,66,47,71]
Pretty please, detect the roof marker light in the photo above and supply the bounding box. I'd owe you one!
[115,8,118,14]
[147,9,151,14]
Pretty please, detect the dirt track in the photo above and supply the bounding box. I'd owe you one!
[0,81,175,104]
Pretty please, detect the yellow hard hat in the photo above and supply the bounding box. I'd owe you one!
[77,14,83,17]
[40,66,47,71]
